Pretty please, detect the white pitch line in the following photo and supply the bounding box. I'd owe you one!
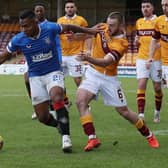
[0,93,25,97]
[153,130,168,135]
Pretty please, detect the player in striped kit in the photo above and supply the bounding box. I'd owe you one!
[148,0,168,88]
[57,0,88,87]
[134,0,163,123]
[75,12,159,151]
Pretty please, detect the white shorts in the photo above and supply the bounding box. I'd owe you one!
[29,71,64,105]
[136,59,162,82]
[62,55,84,77]
[79,67,127,107]
[162,65,168,81]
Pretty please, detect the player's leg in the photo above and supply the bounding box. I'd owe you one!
[76,68,101,151]
[63,87,72,109]
[136,78,147,119]
[151,61,163,123]
[24,72,31,98]
[136,59,149,119]
[62,56,72,109]
[153,82,163,123]
[76,88,100,151]
[48,71,72,153]
[50,86,72,153]
[102,77,159,148]
[30,75,58,127]
[33,101,58,127]
[162,65,168,88]
[74,76,82,87]
[116,106,159,148]
[23,72,37,119]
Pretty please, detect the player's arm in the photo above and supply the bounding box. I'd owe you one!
[146,37,158,69]
[76,52,116,67]
[61,23,104,35]
[66,23,105,41]
[148,38,158,60]
[66,33,93,41]
[134,35,140,47]
[0,49,12,64]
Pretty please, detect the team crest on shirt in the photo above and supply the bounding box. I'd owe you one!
[44,37,51,44]
[160,25,165,30]
[26,44,31,48]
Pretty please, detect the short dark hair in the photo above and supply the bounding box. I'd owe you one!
[19,10,35,20]
[108,12,124,24]
[141,0,154,5]
[65,0,75,5]
[33,2,47,10]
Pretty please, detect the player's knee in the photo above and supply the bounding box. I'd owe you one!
[76,98,86,109]
[50,88,64,103]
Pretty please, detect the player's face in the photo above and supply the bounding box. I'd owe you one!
[107,18,120,36]
[65,2,76,17]
[34,5,46,22]
[141,2,154,18]
[162,0,168,16]
[19,18,38,37]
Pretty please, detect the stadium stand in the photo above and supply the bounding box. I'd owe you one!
[0,21,25,64]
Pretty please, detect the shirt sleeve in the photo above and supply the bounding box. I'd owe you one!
[6,37,19,53]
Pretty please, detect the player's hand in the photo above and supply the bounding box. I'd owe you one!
[75,51,91,62]
[146,58,153,69]
[134,36,140,47]
[89,23,105,35]
[66,32,75,41]
[92,23,106,32]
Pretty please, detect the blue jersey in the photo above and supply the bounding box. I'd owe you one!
[40,20,62,63]
[7,21,62,77]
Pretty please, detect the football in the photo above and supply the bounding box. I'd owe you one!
[0,136,4,150]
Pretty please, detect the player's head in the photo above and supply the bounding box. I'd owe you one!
[106,12,124,36]
[161,0,168,16]
[141,0,154,18]
[19,9,38,37]
[34,3,46,22]
[64,0,77,17]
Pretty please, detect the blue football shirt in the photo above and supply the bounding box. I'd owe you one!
[7,21,62,77]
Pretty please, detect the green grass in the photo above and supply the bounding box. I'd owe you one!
[0,75,168,168]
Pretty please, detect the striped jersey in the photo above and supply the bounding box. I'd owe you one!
[153,15,168,65]
[136,15,161,60]
[92,24,128,76]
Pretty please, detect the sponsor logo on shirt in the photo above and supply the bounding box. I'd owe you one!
[32,51,53,62]
[137,29,154,36]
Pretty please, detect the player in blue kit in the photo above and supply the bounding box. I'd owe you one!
[23,3,64,120]
[0,9,100,153]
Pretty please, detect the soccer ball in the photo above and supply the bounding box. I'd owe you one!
[0,136,4,150]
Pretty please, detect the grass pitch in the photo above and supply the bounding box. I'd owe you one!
[0,75,168,168]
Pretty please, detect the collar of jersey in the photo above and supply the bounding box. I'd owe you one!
[64,14,77,19]
[144,15,157,21]
[165,15,168,21]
